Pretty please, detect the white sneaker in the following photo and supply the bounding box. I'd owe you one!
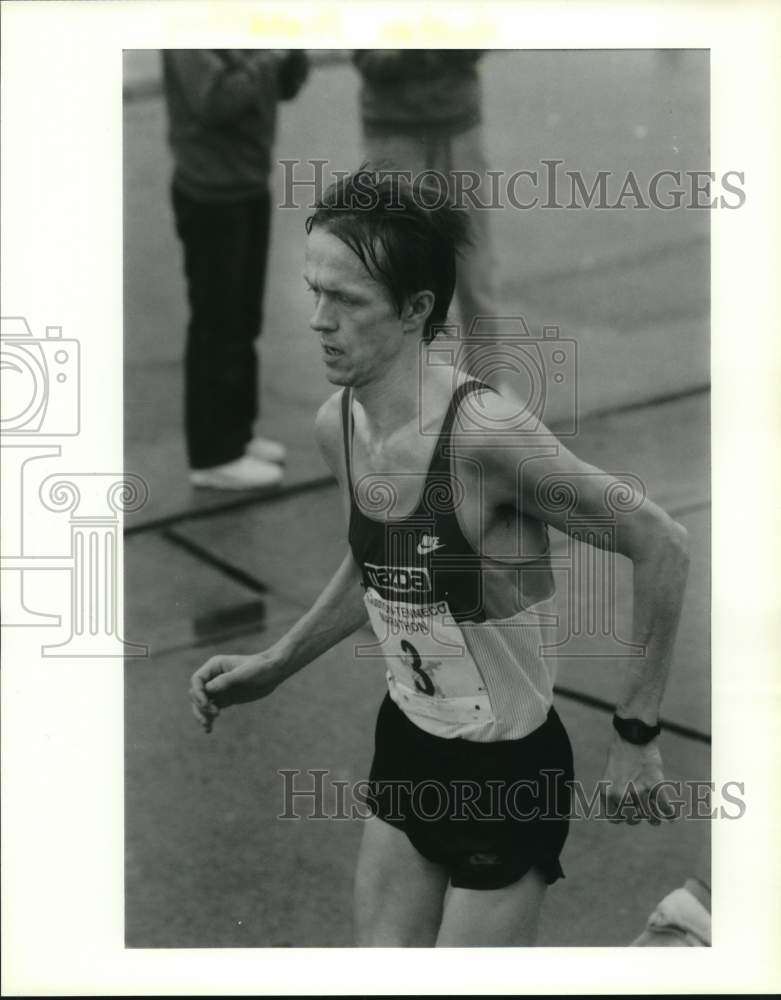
[246,436,287,464]
[630,887,711,947]
[189,455,284,491]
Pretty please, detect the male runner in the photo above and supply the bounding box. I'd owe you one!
[190,168,690,947]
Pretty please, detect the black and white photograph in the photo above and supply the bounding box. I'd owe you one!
[124,47,712,948]
[2,1,780,994]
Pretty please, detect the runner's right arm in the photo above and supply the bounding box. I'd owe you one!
[189,392,368,732]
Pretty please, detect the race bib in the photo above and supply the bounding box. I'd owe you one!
[363,587,494,726]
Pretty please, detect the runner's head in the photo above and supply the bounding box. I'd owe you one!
[305,166,472,344]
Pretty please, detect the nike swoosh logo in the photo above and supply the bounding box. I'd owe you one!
[417,541,445,555]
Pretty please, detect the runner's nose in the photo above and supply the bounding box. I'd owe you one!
[310,296,337,333]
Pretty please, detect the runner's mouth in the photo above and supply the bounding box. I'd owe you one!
[322,344,342,356]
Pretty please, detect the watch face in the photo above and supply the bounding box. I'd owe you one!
[613,715,660,744]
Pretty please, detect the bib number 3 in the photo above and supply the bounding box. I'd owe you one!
[362,587,494,727]
[400,639,435,696]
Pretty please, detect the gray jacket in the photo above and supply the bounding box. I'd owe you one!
[163,49,308,202]
[353,50,482,138]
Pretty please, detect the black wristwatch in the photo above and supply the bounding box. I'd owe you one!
[612,713,661,745]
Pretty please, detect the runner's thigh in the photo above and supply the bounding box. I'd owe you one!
[354,815,449,947]
[436,865,548,947]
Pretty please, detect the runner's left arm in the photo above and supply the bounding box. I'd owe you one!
[459,394,690,820]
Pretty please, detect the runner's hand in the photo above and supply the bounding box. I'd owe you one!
[189,652,283,734]
[600,734,677,825]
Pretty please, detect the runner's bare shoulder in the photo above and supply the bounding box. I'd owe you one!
[454,387,558,446]
[314,390,346,483]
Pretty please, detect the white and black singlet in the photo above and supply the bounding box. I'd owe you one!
[343,379,560,742]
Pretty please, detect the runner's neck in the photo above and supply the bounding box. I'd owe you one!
[351,363,457,441]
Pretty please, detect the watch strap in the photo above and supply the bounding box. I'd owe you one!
[612,713,661,745]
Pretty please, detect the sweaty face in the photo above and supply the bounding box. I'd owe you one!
[304,227,405,387]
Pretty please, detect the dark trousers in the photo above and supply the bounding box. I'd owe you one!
[171,185,272,469]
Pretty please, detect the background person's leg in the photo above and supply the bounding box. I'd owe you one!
[353,815,449,947]
[242,189,288,465]
[435,865,548,947]
[172,188,256,470]
[446,124,501,369]
[242,190,272,431]
[362,131,428,175]
[405,125,500,373]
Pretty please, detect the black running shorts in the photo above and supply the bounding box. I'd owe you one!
[365,693,574,891]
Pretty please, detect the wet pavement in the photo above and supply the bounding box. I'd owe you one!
[124,50,710,947]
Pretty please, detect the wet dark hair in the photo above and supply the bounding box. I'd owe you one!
[305,164,472,341]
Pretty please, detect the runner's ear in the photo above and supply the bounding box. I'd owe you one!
[401,289,435,335]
